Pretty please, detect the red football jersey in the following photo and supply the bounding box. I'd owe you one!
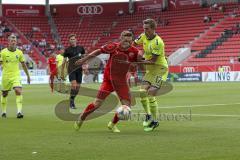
[48,57,57,74]
[100,42,139,79]
[96,42,139,101]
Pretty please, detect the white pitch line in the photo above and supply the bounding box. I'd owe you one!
[74,103,240,118]
[191,114,240,118]
[131,102,240,110]
[104,111,240,118]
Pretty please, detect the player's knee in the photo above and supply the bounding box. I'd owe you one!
[15,89,22,95]
[71,85,77,90]
[71,81,77,89]
[93,99,103,108]
[50,74,54,79]
[147,87,158,96]
[2,92,8,97]
[76,85,80,91]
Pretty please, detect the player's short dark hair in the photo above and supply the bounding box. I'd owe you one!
[68,33,76,39]
[143,19,157,29]
[121,30,133,38]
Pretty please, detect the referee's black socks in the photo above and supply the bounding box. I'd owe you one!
[70,89,79,102]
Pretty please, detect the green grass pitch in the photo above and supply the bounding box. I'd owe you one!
[0,82,240,160]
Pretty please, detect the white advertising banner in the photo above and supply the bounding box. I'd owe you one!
[0,73,103,85]
[0,76,49,85]
[202,72,240,82]
[0,70,49,85]
[0,69,47,76]
[21,76,49,84]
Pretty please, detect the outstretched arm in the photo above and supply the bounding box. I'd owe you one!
[75,49,102,65]
[138,54,158,64]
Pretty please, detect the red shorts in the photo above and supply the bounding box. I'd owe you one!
[50,70,58,80]
[97,73,130,102]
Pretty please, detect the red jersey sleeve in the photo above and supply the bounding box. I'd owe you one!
[100,42,118,54]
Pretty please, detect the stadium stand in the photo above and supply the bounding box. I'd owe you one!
[186,14,240,65]
[1,2,239,68]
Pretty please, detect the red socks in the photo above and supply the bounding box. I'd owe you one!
[112,113,119,124]
[49,74,54,92]
[81,103,97,120]
[81,103,120,125]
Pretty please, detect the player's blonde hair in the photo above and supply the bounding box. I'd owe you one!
[143,19,157,29]
[8,34,17,40]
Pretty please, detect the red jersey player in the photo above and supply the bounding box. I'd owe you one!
[74,30,141,132]
[48,53,58,92]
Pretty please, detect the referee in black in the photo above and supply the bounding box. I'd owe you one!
[61,34,85,109]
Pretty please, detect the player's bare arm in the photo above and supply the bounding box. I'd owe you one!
[21,62,31,84]
[129,57,156,65]
[75,49,101,65]
[150,54,158,63]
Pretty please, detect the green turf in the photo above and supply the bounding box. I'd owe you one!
[0,82,240,160]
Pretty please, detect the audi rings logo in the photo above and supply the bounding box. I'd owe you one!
[183,67,195,73]
[77,5,103,15]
